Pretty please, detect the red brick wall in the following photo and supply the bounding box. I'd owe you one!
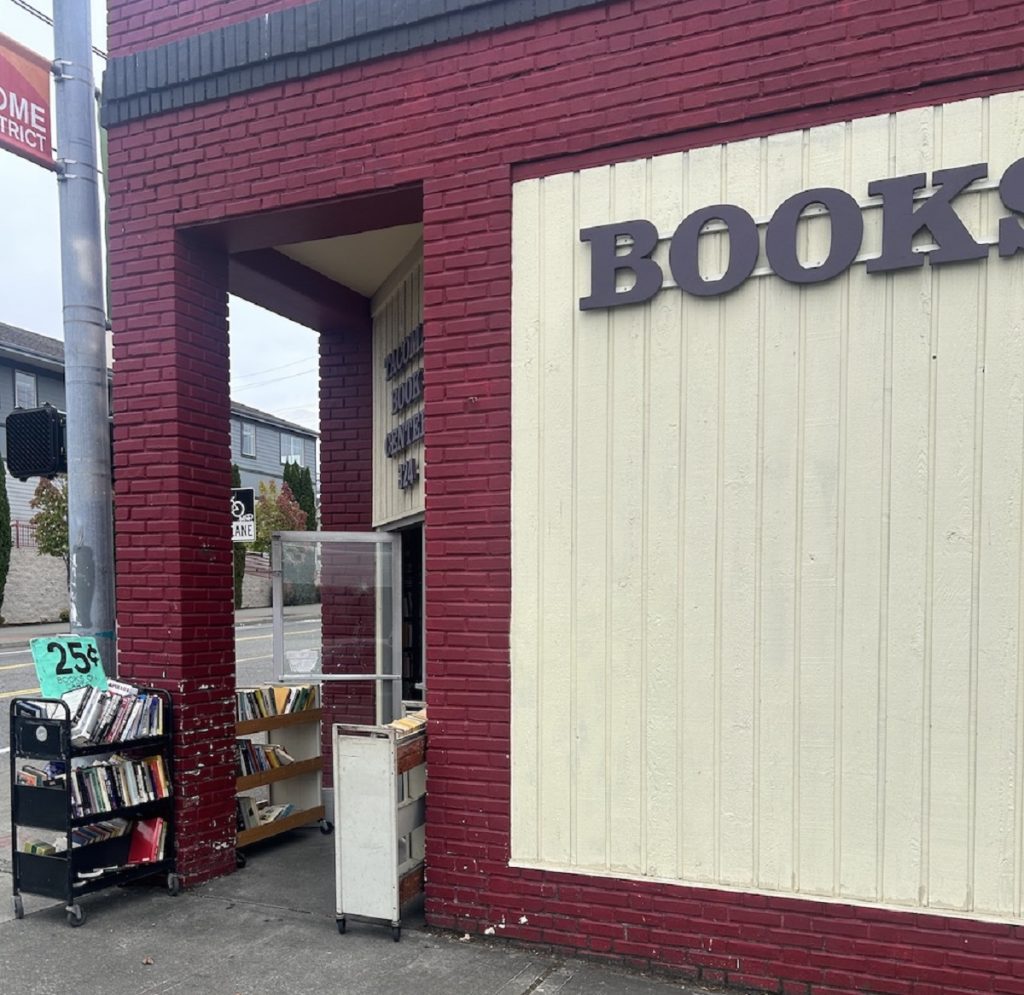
[111,231,236,885]
[106,0,1024,984]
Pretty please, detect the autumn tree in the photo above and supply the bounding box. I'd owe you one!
[283,461,316,531]
[30,475,69,583]
[252,480,307,553]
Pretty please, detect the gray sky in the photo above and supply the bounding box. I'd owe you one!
[0,0,320,433]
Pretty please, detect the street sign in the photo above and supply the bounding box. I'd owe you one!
[231,487,255,543]
[0,33,54,171]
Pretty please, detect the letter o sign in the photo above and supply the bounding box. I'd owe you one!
[669,205,759,297]
[766,188,864,284]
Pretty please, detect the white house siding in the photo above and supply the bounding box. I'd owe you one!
[510,91,1024,920]
[372,243,424,528]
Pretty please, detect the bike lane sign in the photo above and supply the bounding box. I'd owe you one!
[231,487,255,542]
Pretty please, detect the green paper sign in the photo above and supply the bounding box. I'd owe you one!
[30,635,109,699]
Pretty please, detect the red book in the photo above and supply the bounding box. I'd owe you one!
[126,817,165,864]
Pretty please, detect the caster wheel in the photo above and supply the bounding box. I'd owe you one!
[319,819,333,835]
[392,925,401,942]
[336,917,346,934]
[66,905,85,928]
[12,896,24,919]
[236,851,247,869]
[167,873,181,896]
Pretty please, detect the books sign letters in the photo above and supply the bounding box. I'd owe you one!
[30,635,109,699]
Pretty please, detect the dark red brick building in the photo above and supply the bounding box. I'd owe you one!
[103,2,1024,992]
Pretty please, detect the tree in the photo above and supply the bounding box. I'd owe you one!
[30,475,69,583]
[283,462,317,531]
[231,464,246,609]
[252,480,307,554]
[0,462,10,622]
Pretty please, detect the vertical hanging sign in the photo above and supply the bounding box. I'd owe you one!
[0,33,54,170]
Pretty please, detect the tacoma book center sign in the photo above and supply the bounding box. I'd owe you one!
[0,32,53,171]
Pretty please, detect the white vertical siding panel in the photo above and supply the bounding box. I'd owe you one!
[838,115,889,902]
[537,173,577,864]
[717,139,761,888]
[510,92,1024,920]
[879,106,933,908]
[973,90,1024,916]
[756,129,803,894]
[572,167,614,869]
[679,145,723,882]
[606,159,648,874]
[796,122,845,896]
[926,100,984,911]
[509,179,542,862]
[644,152,686,879]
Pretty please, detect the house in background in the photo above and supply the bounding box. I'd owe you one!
[229,400,318,501]
[0,322,91,530]
[0,322,318,539]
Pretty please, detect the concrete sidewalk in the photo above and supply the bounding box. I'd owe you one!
[0,827,717,995]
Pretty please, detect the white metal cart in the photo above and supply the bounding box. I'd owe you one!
[332,722,426,940]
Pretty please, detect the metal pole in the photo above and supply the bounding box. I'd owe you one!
[52,0,115,675]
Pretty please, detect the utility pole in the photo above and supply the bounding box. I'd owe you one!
[52,0,115,675]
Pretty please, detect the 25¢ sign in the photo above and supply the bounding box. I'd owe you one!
[30,635,108,699]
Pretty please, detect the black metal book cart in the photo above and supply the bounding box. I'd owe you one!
[9,688,180,926]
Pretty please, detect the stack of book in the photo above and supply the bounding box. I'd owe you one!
[389,708,427,737]
[68,754,170,818]
[59,681,164,746]
[235,740,295,777]
[235,684,317,722]
[125,817,167,865]
[236,796,295,830]
[15,761,65,788]
[71,818,131,848]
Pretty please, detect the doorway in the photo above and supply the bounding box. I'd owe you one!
[397,521,424,709]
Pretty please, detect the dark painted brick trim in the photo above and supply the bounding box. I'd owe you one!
[101,0,611,126]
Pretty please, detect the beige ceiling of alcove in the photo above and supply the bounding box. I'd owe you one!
[277,222,423,299]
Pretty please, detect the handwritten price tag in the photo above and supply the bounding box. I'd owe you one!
[30,635,109,699]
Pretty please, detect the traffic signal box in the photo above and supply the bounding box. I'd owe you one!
[5,404,67,480]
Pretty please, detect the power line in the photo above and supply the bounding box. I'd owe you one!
[230,355,315,382]
[230,367,317,392]
[6,0,108,60]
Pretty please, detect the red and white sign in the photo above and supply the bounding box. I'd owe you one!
[0,33,53,170]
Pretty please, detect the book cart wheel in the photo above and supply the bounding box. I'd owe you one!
[319,819,333,835]
[336,916,346,934]
[12,895,24,919]
[66,904,85,928]
[235,851,247,869]
[166,873,181,896]
[392,924,401,942]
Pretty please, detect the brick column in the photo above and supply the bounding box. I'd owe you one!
[110,228,235,885]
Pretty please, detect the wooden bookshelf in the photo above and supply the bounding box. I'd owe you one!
[236,756,321,792]
[236,708,321,737]
[234,691,330,862]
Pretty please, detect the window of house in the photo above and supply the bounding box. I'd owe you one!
[14,371,36,409]
[280,434,304,466]
[241,421,256,457]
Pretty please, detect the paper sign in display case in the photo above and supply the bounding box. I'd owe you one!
[8,688,180,927]
[333,717,426,941]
